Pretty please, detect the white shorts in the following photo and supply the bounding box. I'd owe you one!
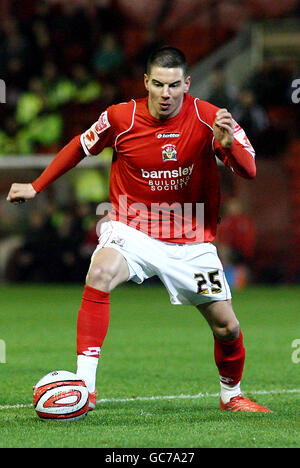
[93,220,232,306]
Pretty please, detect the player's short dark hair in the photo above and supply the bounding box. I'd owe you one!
[146,46,188,77]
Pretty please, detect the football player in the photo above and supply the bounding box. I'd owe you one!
[7,46,271,413]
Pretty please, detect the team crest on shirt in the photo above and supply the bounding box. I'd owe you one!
[161,144,177,162]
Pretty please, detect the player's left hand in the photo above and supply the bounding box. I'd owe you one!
[213,109,234,148]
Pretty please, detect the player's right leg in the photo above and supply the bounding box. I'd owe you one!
[76,247,130,410]
[86,246,130,292]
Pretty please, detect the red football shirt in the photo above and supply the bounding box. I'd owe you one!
[80,93,256,243]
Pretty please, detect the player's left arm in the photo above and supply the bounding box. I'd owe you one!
[213,108,256,179]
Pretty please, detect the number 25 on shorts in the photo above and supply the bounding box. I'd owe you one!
[194,270,222,294]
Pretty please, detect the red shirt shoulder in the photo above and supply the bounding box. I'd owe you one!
[193,98,219,129]
[107,100,137,131]
[80,100,137,156]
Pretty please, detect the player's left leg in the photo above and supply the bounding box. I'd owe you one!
[197,299,272,412]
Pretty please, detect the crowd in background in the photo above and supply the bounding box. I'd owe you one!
[0,0,299,155]
[0,2,128,154]
[3,201,98,283]
[1,0,300,285]
[206,61,300,158]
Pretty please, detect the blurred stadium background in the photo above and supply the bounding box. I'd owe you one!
[0,0,300,288]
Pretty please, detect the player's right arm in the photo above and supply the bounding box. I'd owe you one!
[6,109,115,204]
[7,182,37,204]
[7,134,84,203]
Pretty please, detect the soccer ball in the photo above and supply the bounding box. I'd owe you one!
[33,370,89,421]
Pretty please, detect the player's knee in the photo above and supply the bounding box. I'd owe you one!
[86,263,115,291]
[214,320,240,341]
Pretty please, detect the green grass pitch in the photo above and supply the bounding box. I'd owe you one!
[0,283,299,448]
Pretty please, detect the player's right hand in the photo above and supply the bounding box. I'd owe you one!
[6,183,37,204]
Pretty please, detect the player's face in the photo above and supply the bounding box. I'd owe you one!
[144,66,191,121]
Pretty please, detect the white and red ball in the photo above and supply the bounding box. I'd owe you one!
[33,370,89,421]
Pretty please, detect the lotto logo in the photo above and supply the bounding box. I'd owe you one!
[156,132,180,139]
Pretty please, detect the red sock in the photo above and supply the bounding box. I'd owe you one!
[214,331,245,386]
[77,285,110,358]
